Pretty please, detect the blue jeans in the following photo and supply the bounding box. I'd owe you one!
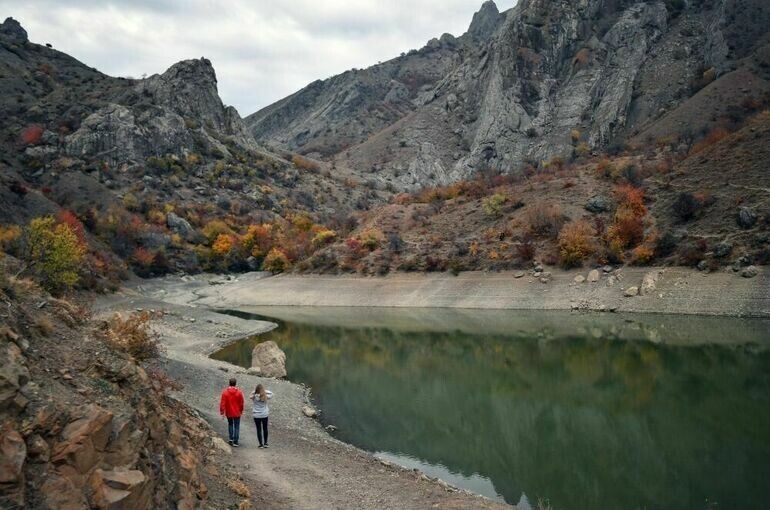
[227,417,240,444]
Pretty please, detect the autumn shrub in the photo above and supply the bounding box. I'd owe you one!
[0,225,22,255]
[241,224,273,257]
[25,216,86,293]
[101,311,163,361]
[56,210,87,247]
[263,247,290,273]
[202,220,233,244]
[526,202,564,236]
[359,228,385,250]
[212,234,237,258]
[630,244,655,265]
[558,220,596,267]
[516,237,536,262]
[482,193,507,217]
[689,127,729,155]
[312,229,337,247]
[20,125,43,145]
[672,192,702,221]
[291,154,321,173]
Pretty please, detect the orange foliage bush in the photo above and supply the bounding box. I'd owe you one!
[558,220,596,267]
[291,154,321,173]
[689,127,729,155]
[212,234,237,257]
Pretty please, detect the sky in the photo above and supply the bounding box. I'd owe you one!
[2,0,516,115]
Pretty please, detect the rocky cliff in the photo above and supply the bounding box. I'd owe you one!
[247,0,770,190]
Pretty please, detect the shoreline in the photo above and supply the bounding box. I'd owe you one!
[96,282,511,509]
[140,266,769,318]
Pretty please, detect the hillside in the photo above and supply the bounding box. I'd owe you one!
[302,110,770,275]
[0,17,383,286]
[247,0,770,191]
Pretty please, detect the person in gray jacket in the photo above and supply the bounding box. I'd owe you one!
[251,384,273,448]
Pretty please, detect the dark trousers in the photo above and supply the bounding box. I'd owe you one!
[227,417,240,444]
[254,417,268,445]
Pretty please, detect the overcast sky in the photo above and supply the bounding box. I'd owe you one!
[3,0,516,115]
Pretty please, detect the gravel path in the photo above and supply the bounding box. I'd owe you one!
[96,286,511,510]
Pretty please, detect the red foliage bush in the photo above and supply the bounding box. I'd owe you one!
[20,125,44,145]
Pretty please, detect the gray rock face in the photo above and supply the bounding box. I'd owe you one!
[247,0,767,191]
[585,196,611,213]
[737,207,757,229]
[166,212,196,242]
[0,18,27,42]
[251,341,287,379]
[65,59,256,166]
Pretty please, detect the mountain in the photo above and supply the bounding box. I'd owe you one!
[0,17,380,281]
[247,0,770,190]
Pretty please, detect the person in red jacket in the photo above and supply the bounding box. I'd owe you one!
[219,378,244,446]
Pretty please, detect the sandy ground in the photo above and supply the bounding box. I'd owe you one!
[95,288,510,510]
[139,266,769,318]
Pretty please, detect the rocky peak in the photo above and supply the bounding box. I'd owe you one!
[138,58,222,122]
[0,17,28,42]
[467,1,501,41]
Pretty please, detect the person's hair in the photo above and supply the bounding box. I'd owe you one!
[229,378,236,386]
[254,384,268,402]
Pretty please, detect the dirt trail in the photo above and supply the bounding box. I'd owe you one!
[97,285,510,510]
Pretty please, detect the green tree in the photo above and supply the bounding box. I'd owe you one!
[26,216,86,293]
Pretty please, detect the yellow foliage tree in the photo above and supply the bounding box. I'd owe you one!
[212,234,236,257]
[26,216,86,293]
[263,248,290,273]
[558,219,595,268]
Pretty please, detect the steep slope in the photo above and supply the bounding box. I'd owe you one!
[0,17,382,282]
[247,0,770,190]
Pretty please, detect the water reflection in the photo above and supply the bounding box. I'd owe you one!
[212,308,770,509]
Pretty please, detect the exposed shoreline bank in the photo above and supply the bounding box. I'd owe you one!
[95,281,511,509]
[139,266,769,318]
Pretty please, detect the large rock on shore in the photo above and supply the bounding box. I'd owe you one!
[251,341,287,378]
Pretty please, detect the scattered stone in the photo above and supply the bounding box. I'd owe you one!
[26,434,50,463]
[585,195,611,213]
[741,266,759,278]
[573,275,585,283]
[218,366,229,373]
[325,425,337,432]
[713,242,732,258]
[606,275,618,287]
[602,265,613,273]
[737,207,757,229]
[514,271,525,279]
[587,269,600,283]
[211,437,231,455]
[640,270,660,296]
[166,212,198,242]
[251,341,287,378]
[534,263,544,273]
[697,260,708,272]
[624,286,639,297]
[302,406,318,418]
[246,367,261,376]
[0,426,26,486]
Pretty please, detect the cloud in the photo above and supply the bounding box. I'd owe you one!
[1,0,516,115]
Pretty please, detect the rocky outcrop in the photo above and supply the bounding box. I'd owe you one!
[0,290,219,509]
[0,17,27,42]
[247,0,770,190]
[251,340,287,378]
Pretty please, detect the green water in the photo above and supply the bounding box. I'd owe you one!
[211,308,770,509]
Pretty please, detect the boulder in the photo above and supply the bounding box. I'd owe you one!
[0,341,29,410]
[737,207,757,229]
[51,405,114,474]
[585,195,611,213]
[302,406,318,418]
[640,270,660,295]
[741,266,759,278]
[166,212,197,242]
[89,469,149,510]
[574,275,586,283]
[251,341,286,378]
[624,286,639,297]
[713,242,732,258]
[0,425,26,484]
[587,269,600,283]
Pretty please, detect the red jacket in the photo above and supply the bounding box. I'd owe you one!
[219,387,244,418]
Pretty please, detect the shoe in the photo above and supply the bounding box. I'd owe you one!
[263,444,269,448]
[233,443,239,447]
[258,445,264,449]
[228,440,233,446]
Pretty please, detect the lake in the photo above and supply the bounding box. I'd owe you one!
[211,307,770,509]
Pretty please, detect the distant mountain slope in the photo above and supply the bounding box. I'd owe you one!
[247,0,770,190]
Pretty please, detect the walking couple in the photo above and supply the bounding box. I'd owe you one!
[219,378,273,448]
